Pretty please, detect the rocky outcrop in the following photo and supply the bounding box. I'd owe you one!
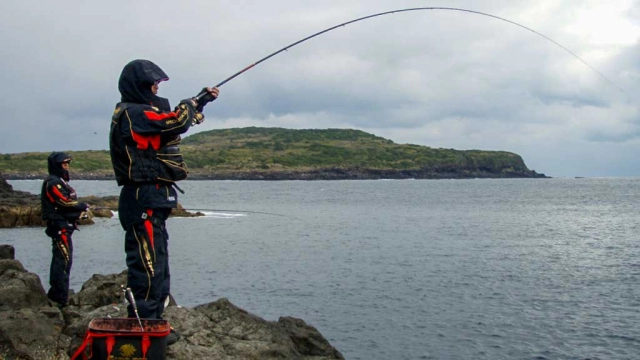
[3,162,549,182]
[0,245,344,360]
[0,174,42,228]
[0,174,98,229]
[0,175,203,229]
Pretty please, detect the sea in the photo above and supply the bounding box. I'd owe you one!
[1,178,639,360]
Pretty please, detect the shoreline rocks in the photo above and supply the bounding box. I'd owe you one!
[0,175,42,228]
[2,165,549,182]
[0,244,344,360]
[0,176,203,229]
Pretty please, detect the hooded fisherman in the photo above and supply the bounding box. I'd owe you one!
[40,152,89,308]
[109,59,219,344]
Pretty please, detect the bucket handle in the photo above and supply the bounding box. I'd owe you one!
[70,332,92,360]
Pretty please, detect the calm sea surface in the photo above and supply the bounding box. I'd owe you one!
[2,178,639,360]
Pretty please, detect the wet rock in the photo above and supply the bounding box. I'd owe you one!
[0,258,49,311]
[0,245,15,260]
[0,244,344,360]
[0,173,43,228]
[0,174,202,228]
[164,299,344,360]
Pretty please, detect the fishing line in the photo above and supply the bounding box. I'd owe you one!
[89,206,309,223]
[196,7,628,99]
[182,208,309,224]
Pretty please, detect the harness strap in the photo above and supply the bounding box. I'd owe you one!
[141,211,163,226]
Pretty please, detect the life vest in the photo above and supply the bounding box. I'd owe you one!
[110,103,189,185]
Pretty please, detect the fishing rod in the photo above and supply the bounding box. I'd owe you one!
[121,285,144,331]
[194,7,628,101]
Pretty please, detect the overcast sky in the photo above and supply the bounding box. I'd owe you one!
[1,0,638,177]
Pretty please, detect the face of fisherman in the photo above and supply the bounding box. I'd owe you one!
[61,159,70,170]
[151,82,159,95]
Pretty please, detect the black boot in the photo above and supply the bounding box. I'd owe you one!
[167,327,181,345]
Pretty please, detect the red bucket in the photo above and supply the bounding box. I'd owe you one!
[71,318,170,360]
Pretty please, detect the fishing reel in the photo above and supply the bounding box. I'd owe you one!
[192,112,205,126]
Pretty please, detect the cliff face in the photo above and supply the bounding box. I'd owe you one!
[0,244,344,360]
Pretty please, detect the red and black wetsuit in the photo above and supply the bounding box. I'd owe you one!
[40,151,88,306]
[109,59,202,319]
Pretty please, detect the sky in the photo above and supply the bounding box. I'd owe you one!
[1,0,638,177]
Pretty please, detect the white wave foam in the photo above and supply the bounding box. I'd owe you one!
[194,211,247,219]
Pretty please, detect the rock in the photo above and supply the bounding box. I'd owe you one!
[0,308,67,359]
[0,176,13,193]
[0,174,202,228]
[70,271,128,308]
[0,259,49,311]
[0,245,15,260]
[171,203,204,218]
[163,299,344,360]
[0,174,40,207]
[0,252,61,359]
[0,244,344,360]
[0,173,44,228]
[278,316,344,358]
[0,205,45,228]
[78,195,118,219]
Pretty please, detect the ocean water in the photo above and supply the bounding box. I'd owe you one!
[2,178,639,360]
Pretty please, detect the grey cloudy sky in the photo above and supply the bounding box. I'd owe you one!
[1,0,638,177]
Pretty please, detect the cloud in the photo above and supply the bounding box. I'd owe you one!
[0,0,638,177]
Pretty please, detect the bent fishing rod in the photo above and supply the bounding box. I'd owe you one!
[195,6,627,101]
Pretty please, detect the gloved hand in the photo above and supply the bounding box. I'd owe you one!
[79,202,90,220]
[194,87,219,112]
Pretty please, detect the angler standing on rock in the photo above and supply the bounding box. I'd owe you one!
[40,152,89,308]
[109,59,219,345]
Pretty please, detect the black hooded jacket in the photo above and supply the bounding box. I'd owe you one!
[118,59,171,110]
[110,59,199,185]
[41,152,87,221]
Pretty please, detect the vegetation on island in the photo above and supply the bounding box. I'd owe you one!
[0,127,546,179]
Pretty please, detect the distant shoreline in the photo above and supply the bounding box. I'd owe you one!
[3,168,550,181]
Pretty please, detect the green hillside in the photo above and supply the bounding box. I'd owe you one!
[0,127,546,179]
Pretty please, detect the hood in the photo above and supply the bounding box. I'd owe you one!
[118,59,170,107]
[47,152,71,181]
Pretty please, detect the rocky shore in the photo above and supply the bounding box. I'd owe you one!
[0,175,344,359]
[2,165,549,181]
[0,175,202,229]
[0,244,344,359]
[0,175,41,228]
[184,167,549,180]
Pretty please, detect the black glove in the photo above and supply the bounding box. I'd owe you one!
[195,87,217,112]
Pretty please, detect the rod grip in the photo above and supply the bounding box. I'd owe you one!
[193,91,207,102]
